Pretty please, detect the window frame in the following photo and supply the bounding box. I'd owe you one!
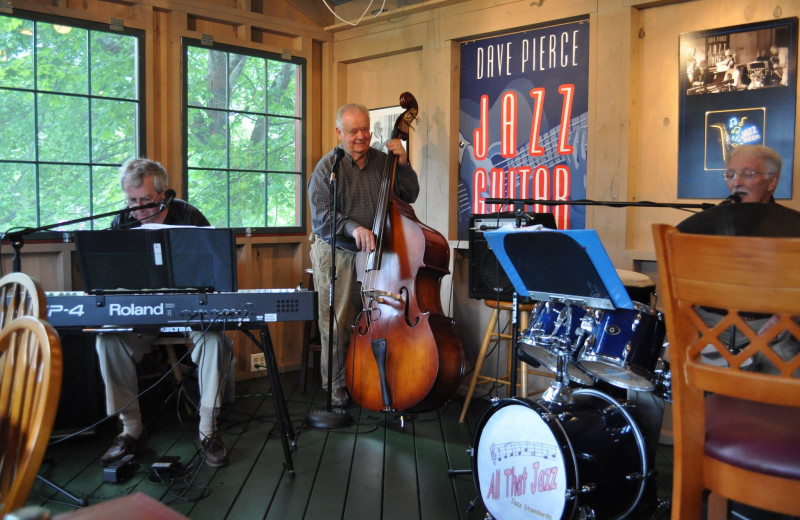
[181,37,307,235]
[0,9,146,239]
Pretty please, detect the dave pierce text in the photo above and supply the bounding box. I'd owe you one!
[474,30,581,79]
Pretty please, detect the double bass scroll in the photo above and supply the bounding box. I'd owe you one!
[345,92,465,413]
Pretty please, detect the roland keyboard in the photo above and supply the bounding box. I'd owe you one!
[45,289,317,332]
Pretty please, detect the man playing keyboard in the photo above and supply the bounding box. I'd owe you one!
[95,158,231,468]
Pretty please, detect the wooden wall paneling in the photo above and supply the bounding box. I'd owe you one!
[252,241,305,371]
[0,242,73,291]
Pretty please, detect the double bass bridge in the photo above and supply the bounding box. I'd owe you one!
[361,286,420,328]
[362,288,403,304]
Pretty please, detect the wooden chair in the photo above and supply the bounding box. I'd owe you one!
[0,315,63,515]
[653,224,800,519]
[0,272,46,328]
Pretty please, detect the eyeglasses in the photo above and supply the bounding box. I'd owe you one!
[126,195,156,207]
[722,168,770,181]
[343,126,370,137]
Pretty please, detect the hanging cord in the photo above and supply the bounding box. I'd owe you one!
[321,0,387,26]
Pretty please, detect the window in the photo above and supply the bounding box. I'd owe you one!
[183,39,305,231]
[0,11,144,233]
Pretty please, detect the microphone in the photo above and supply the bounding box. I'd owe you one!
[159,189,176,210]
[718,193,741,205]
[330,148,345,183]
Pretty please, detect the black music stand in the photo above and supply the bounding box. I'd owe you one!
[483,226,632,404]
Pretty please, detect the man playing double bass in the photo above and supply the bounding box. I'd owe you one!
[308,103,420,407]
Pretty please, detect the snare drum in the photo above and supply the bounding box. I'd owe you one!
[578,302,666,391]
[519,302,595,385]
[472,390,648,519]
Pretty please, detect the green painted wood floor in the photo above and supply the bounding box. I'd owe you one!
[22,368,792,520]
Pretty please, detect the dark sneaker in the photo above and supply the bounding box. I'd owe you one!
[201,435,229,467]
[100,432,144,467]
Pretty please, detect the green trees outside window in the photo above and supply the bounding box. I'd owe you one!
[0,14,306,237]
[184,40,305,230]
[0,13,143,233]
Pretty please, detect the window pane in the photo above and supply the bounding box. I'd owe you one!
[0,16,34,89]
[267,117,299,172]
[230,170,266,227]
[39,164,91,230]
[92,98,138,163]
[230,54,265,113]
[267,61,297,116]
[37,22,88,94]
[0,90,35,161]
[92,165,123,229]
[0,162,36,229]
[187,47,227,109]
[187,107,228,168]
[38,93,89,162]
[91,31,137,100]
[188,168,228,227]
[185,41,304,232]
[230,113,265,170]
[267,173,300,227]
[1,12,143,236]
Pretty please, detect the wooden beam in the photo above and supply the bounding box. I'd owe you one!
[284,0,335,28]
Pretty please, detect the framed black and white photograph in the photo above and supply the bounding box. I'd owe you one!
[368,105,407,155]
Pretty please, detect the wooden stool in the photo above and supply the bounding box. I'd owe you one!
[616,268,656,306]
[459,300,547,423]
[300,268,322,394]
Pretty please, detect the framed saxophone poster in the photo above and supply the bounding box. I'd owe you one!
[678,17,797,199]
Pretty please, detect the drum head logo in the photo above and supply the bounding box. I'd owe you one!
[476,403,568,519]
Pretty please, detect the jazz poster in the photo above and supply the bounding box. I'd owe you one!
[678,17,797,199]
[457,17,590,239]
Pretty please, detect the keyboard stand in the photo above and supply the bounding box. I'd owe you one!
[241,325,296,476]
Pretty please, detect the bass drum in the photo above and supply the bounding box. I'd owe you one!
[472,390,647,520]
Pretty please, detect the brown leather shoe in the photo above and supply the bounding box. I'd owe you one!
[100,432,144,467]
[331,387,351,407]
[201,435,229,467]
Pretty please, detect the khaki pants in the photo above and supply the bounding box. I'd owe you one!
[310,235,362,390]
[96,330,231,416]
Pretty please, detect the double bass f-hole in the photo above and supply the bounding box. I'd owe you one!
[359,286,421,329]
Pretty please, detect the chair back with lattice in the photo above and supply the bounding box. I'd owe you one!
[654,223,800,519]
[0,315,63,515]
[654,224,800,405]
[0,273,46,326]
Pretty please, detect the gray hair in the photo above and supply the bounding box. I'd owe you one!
[336,103,370,131]
[726,145,782,177]
[119,158,169,193]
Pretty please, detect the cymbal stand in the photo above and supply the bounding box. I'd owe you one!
[541,300,577,406]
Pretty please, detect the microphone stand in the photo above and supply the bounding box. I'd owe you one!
[2,200,163,273]
[306,154,353,429]
[484,197,716,211]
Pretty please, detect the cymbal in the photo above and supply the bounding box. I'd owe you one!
[676,202,800,237]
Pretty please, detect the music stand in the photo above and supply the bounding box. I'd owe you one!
[483,226,632,404]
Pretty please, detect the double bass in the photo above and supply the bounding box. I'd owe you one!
[345,93,465,413]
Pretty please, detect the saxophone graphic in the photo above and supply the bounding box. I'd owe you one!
[710,116,748,163]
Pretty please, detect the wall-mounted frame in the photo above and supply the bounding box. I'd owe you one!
[456,16,590,238]
[369,105,408,156]
[678,17,797,199]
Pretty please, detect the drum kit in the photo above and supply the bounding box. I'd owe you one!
[469,227,673,520]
